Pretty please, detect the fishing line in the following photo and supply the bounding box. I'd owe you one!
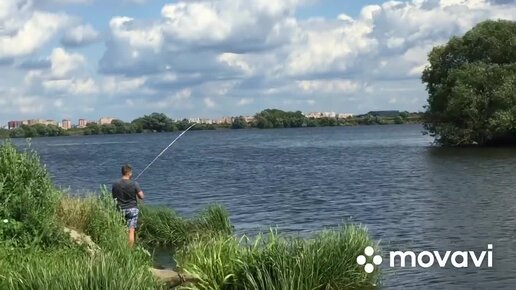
[134,123,196,180]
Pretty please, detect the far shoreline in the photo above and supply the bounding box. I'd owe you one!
[1,121,424,140]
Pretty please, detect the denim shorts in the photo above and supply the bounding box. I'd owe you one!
[122,208,139,229]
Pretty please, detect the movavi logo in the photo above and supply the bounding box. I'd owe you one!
[357,244,493,272]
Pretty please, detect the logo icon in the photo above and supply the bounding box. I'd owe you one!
[357,246,382,273]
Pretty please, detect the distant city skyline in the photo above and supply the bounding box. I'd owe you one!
[0,0,515,126]
[4,110,361,129]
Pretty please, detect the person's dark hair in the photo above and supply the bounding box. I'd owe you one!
[121,164,132,176]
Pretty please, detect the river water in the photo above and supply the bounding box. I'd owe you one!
[13,125,516,289]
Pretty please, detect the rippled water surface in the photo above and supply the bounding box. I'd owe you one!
[15,125,516,289]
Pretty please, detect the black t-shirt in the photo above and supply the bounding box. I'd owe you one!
[111,179,141,209]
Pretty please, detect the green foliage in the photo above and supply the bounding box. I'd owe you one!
[6,125,67,138]
[0,129,9,139]
[254,109,306,129]
[0,143,159,288]
[138,204,233,248]
[132,113,177,132]
[231,117,247,129]
[0,247,161,290]
[422,20,516,146]
[176,225,379,290]
[0,141,65,247]
[84,123,101,135]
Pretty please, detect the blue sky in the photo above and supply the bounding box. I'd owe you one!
[1,0,515,125]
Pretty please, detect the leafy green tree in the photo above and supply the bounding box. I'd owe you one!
[394,116,404,124]
[231,116,247,129]
[111,119,128,134]
[21,125,37,138]
[253,109,307,129]
[176,119,191,131]
[422,20,516,146]
[85,123,101,135]
[10,128,25,138]
[132,113,174,132]
[32,124,49,137]
[101,124,117,134]
[359,114,378,125]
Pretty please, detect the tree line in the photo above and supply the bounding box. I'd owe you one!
[0,110,422,139]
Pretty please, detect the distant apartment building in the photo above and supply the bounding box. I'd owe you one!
[61,119,72,130]
[199,119,214,125]
[216,117,233,125]
[8,119,59,129]
[28,119,57,126]
[78,119,87,128]
[338,113,353,119]
[99,117,114,125]
[8,121,23,129]
[305,112,337,119]
[189,117,201,123]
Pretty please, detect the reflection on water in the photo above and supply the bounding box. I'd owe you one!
[14,125,516,289]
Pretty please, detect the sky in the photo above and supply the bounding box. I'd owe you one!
[1,0,515,124]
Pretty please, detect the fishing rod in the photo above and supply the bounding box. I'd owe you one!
[134,123,196,180]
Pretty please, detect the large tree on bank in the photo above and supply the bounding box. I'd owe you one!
[422,20,516,146]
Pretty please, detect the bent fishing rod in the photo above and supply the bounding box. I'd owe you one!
[134,123,196,180]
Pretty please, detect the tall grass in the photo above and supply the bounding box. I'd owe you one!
[0,247,162,290]
[176,226,379,290]
[138,204,233,248]
[59,196,234,249]
[0,141,66,247]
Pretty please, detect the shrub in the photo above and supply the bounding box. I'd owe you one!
[0,141,65,247]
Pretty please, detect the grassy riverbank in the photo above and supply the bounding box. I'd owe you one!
[0,141,379,289]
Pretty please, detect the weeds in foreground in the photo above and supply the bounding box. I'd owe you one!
[0,141,66,247]
[176,226,379,290]
[0,247,162,290]
[138,204,233,248]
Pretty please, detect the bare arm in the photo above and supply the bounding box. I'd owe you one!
[135,181,144,200]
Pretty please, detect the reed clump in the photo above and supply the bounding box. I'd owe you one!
[175,227,379,290]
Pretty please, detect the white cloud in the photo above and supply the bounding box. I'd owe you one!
[0,11,69,59]
[154,89,192,109]
[102,76,147,95]
[218,53,254,75]
[109,17,163,51]
[43,78,98,95]
[40,0,93,4]
[0,89,45,115]
[159,0,300,47]
[237,98,254,106]
[62,24,101,47]
[50,48,87,79]
[21,48,98,96]
[204,97,216,108]
[297,80,361,94]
